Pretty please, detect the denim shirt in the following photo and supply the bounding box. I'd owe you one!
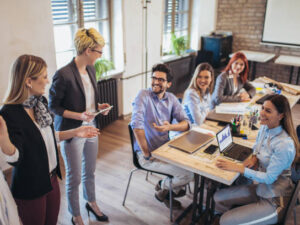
[244,125,296,198]
[183,88,211,126]
[131,89,189,153]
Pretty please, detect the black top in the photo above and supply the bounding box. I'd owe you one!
[0,97,61,200]
[49,58,100,131]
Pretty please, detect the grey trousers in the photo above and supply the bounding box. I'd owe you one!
[61,126,98,216]
[214,184,280,225]
[137,153,194,194]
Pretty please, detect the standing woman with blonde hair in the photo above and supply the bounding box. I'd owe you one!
[0,55,99,225]
[182,63,214,126]
[49,28,111,225]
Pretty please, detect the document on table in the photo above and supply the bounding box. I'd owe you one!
[215,102,250,114]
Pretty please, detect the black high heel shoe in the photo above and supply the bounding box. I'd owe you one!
[85,203,109,222]
[71,217,75,225]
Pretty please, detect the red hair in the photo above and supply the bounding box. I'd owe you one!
[223,52,249,84]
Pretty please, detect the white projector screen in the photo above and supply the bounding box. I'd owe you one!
[262,0,300,47]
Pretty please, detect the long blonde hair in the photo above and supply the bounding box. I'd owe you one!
[4,54,47,104]
[183,63,214,101]
[265,94,300,164]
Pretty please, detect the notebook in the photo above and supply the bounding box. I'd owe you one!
[216,124,253,161]
[168,130,214,154]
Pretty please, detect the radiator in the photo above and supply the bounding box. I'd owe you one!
[97,78,119,129]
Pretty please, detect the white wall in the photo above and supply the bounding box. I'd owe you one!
[121,0,164,115]
[0,0,56,169]
[191,0,218,50]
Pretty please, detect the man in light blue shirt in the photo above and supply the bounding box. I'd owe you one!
[131,63,193,209]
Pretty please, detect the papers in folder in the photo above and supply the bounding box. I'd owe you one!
[215,102,250,114]
[168,130,214,154]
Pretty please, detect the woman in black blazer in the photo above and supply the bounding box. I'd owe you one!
[49,28,111,225]
[211,52,256,108]
[0,54,99,225]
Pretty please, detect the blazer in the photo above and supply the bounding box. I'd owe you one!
[211,72,256,108]
[49,58,100,131]
[0,97,61,200]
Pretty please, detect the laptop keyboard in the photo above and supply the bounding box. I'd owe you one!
[224,144,251,161]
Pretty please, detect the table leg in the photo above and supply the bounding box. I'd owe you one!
[251,61,257,81]
[289,66,294,84]
[197,176,205,215]
[296,67,300,85]
[173,174,199,225]
[191,174,200,223]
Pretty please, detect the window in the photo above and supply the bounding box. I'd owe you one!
[51,0,111,69]
[163,0,191,55]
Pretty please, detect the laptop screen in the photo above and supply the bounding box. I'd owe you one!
[216,125,233,152]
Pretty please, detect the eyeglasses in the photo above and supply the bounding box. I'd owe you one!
[151,76,167,83]
[92,49,103,55]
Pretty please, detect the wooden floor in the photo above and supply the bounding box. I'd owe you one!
[55,104,300,225]
[57,118,195,225]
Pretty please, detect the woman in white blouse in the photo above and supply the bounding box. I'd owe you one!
[0,54,99,225]
[182,63,214,126]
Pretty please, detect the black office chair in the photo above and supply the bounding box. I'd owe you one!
[275,164,300,225]
[195,50,214,69]
[122,124,175,221]
[276,126,300,225]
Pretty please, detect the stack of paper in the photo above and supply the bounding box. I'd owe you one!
[215,102,250,114]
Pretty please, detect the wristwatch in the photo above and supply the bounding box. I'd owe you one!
[143,155,152,160]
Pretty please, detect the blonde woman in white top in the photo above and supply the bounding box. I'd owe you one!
[183,63,214,126]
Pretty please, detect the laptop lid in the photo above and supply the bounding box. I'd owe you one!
[168,130,214,154]
[206,110,235,124]
[216,124,233,153]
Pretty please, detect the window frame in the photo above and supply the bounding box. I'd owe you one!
[162,0,192,55]
[51,0,113,68]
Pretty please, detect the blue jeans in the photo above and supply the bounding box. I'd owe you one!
[61,123,99,216]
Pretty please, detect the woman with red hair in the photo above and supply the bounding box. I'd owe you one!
[211,52,256,108]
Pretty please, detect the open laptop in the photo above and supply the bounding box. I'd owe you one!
[168,130,214,154]
[216,125,253,161]
[206,110,235,124]
[255,94,272,104]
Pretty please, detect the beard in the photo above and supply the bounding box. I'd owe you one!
[152,84,164,95]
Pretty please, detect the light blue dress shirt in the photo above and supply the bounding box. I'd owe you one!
[131,88,189,153]
[244,125,296,198]
[183,88,211,126]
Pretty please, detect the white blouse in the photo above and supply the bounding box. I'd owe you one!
[6,123,58,173]
[81,73,96,114]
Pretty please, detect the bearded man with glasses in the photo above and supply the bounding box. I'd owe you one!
[131,63,193,209]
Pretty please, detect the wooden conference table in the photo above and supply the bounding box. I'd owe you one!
[152,79,300,225]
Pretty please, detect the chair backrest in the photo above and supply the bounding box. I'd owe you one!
[279,161,300,225]
[281,180,300,224]
[127,123,173,178]
[195,50,214,69]
[128,123,143,169]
